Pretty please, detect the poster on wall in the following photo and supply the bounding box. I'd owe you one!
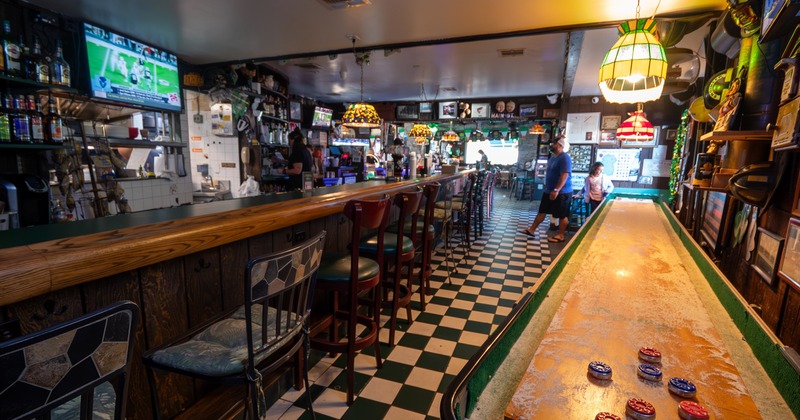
[565,112,600,144]
[641,159,671,177]
[596,148,641,181]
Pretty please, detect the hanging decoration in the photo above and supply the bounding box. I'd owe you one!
[598,0,667,104]
[668,109,689,200]
[341,38,381,128]
[617,103,655,141]
[528,124,545,135]
[409,123,432,144]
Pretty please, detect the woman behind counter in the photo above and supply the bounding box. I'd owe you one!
[277,128,313,190]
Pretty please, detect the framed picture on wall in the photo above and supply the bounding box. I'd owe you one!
[290,101,302,121]
[601,115,621,130]
[419,102,433,119]
[519,104,538,117]
[666,129,678,140]
[396,104,419,120]
[439,101,457,119]
[778,218,800,289]
[538,143,550,157]
[543,108,560,118]
[761,0,800,42]
[599,129,618,146]
[472,103,490,118]
[752,227,784,285]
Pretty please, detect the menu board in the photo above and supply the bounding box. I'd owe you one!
[596,148,641,181]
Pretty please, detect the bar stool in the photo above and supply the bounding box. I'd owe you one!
[451,173,475,256]
[1,301,139,420]
[363,188,422,347]
[432,182,457,282]
[143,234,326,419]
[311,198,390,406]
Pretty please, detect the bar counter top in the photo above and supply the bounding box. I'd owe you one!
[0,172,468,306]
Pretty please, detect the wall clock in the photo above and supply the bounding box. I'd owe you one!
[565,112,600,144]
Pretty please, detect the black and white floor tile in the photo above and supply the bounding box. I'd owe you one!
[266,193,559,420]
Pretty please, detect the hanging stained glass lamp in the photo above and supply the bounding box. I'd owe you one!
[617,103,654,141]
[598,16,667,104]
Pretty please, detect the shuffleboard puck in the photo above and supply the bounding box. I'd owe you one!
[637,364,662,381]
[669,377,697,398]
[588,361,613,380]
[678,400,709,419]
[638,347,662,363]
[626,398,656,420]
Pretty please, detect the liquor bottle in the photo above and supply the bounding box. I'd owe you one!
[11,95,30,143]
[47,99,63,143]
[32,36,49,84]
[30,95,45,143]
[50,39,69,86]
[20,37,36,81]
[2,20,21,75]
[0,110,10,142]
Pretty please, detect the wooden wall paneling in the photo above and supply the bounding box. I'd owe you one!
[248,232,274,260]
[272,226,294,252]
[183,248,224,328]
[778,284,800,351]
[6,287,84,335]
[140,259,194,418]
[308,218,327,247]
[323,214,341,253]
[82,271,151,420]
[219,240,249,311]
[293,221,311,246]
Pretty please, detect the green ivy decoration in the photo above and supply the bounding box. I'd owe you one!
[668,109,690,201]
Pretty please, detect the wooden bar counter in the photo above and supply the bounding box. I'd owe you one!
[0,172,468,419]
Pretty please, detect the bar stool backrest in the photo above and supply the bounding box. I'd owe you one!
[394,188,423,244]
[243,231,327,378]
[422,183,441,235]
[0,301,139,420]
[344,198,392,278]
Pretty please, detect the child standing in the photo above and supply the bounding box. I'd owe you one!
[583,162,614,213]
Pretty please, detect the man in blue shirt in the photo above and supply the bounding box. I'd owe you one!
[519,136,573,242]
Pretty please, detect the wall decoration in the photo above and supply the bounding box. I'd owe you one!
[566,144,594,173]
[290,101,302,121]
[571,172,588,192]
[472,103,490,118]
[666,129,678,140]
[519,104,538,117]
[596,148,641,182]
[601,115,621,130]
[565,112,600,144]
[419,102,432,113]
[599,129,618,147]
[761,0,800,42]
[439,101,457,119]
[752,227,784,285]
[538,143,550,157]
[396,104,419,120]
[778,218,800,289]
[543,108,560,118]
[772,95,800,150]
[793,167,800,217]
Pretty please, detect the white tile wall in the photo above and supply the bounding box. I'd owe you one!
[185,90,243,198]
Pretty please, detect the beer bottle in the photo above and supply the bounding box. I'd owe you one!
[2,20,21,75]
[32,36,49,84]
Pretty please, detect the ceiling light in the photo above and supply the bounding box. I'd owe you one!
[598,4,667,104]
[442,130,459,142]
[617,103,654,141]
[341,38,381,128]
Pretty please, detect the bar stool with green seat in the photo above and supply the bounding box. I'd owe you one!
[406,182,440,311]
[311,198,390,406]
[451,173,475,257]
[362,188,422,347]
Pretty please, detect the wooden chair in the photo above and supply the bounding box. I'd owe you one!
[310,198,390,405]
[404,182,441,311]
[142,233,326,419]
[0,301,139,420]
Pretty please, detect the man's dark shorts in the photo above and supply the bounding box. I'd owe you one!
[538,193,571,219]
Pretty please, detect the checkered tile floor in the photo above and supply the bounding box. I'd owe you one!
[266,192,558,420]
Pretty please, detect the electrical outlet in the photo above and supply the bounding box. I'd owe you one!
[293,231,307,243]
[193,114,204,124]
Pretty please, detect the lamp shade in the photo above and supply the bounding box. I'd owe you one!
[617,105,654,140]
[599,19,667,104]
[441,130,459,142]
[409,123,432,139]
[342,103,381,128]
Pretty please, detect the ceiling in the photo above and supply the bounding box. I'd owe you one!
[24,0,725,104]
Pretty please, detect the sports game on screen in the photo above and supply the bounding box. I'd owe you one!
[84,22,182,112]
[312,106,333,127]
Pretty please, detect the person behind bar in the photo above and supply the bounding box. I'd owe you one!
[518,136,572,242]
[276,128,313,191]
[581,162,614,213]
[478,149,489,170]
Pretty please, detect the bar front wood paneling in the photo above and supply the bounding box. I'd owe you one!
[0,173,468,307]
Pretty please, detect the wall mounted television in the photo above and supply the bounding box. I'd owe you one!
[83,22,182,112]
[312,106,333,127]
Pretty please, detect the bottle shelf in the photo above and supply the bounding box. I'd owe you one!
[0,74,79,95]
[86,135,185,148]
[260,114,288,124]
[699,130,773,142]
[0,142,66,150]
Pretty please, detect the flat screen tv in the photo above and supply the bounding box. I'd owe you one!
[312,106,333,127]
[83,22,182,112]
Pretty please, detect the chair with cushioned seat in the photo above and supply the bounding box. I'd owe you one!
[431,182,457,282]
[362,188,422,347]
[451,173,475,258]
[142,233,326,419]
[397,182,440,311]
[0,300,139,420]
[310,198,390,405]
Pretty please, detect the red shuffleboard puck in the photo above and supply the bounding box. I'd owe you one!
[595,412,622,420]
[626,398,656,420]
[678,400,710,419]
[638,347,662,363]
